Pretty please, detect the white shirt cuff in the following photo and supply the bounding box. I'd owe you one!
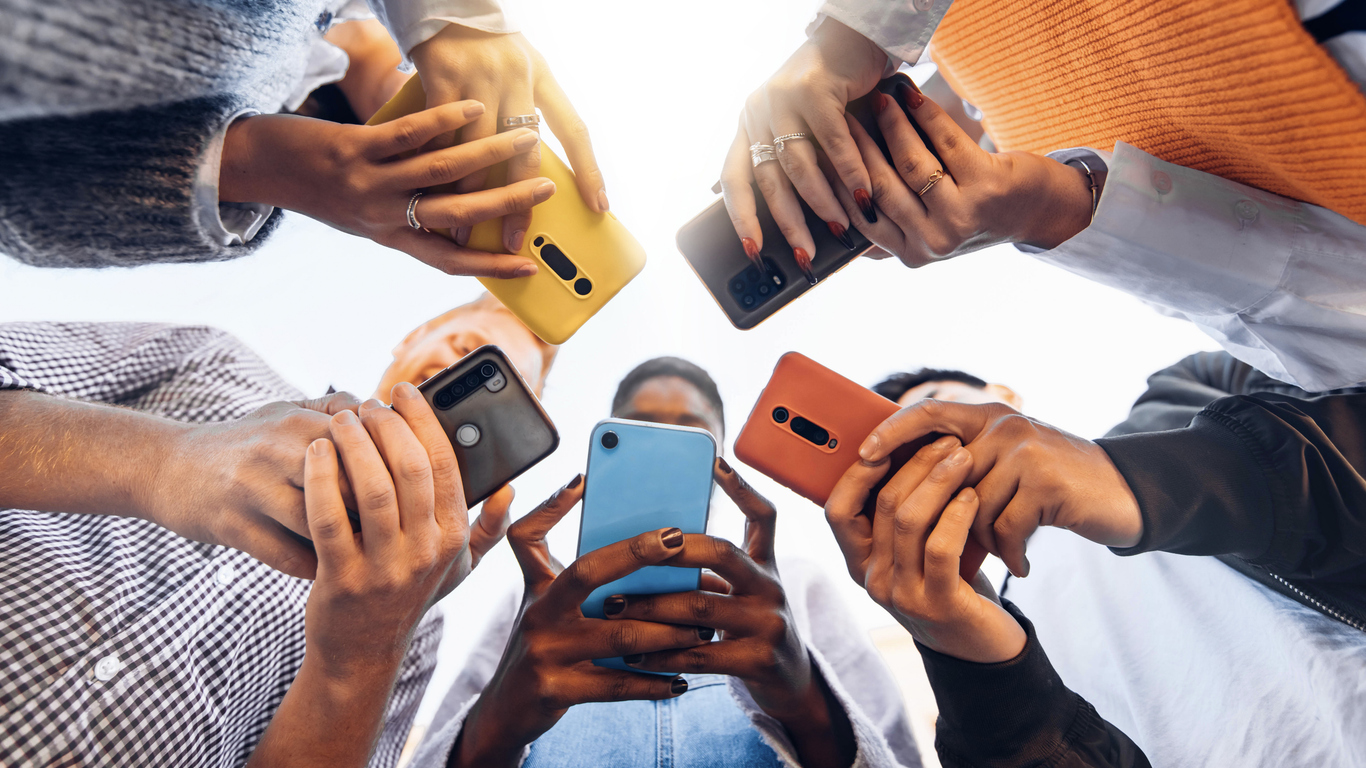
[194,110,275,248]
[808,0,953,68]
[369,0,517,63]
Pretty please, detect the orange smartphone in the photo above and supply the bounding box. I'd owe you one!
[733,352,988,579]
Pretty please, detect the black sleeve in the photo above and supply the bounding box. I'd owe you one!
[1098,391,1366,581]
[1104,351,1259,437]
[918,601,1150,768]
[0,96,281,268]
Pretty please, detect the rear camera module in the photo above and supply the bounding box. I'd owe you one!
[790,416,830,447]
[772,407,789,423]
[465,373,480,388]
[601,430,619,450]
[729,258,785,313]
[479,363,496,378]
[434,390,455,409]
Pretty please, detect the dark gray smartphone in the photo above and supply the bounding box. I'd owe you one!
[676,73,938,330]
[417,345,559,506]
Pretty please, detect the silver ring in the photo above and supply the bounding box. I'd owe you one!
[772,132,812,153]
[407,192,426,230]
[500,114,540,131]
[750,143,777,167]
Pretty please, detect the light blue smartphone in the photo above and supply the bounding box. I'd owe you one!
[577,418,717,672]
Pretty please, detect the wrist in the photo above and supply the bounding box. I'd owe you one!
[1016,155,1094,250]
[132,420,195,527]
[451,698,530,768]
[907,609,1028,665]
[809,17,886,84]
[219,115,268,205]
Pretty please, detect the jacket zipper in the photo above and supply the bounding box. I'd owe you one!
[1267,571,1366,633]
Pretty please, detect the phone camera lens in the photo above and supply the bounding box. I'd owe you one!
[479,363,496,378]
[772,407,789,424]
[465,373,480,387]
[574,277,593,296]
[601,430,619,449]
[452,384,465,397]
[533,236,545,247]
[730,279,746,295]
[434,390,455,408]
[757,283,771,296]
[742,295,756,307]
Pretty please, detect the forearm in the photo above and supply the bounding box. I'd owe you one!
[326,19,407,122]
[446,695,531,768]
[770,672,857,768]
[247,656,404,768]
[0,390,187,519]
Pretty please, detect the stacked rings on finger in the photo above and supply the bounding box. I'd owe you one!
[500,114,540,131]
[750,143,777,167]
[407,192,427,231]
[917,169,947,197]
[772,132,812,153]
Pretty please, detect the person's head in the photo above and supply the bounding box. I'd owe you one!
[873,368,1021,409]
[611,357,725,442]
[374,293,557,401]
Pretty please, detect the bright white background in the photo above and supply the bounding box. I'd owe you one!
[0,0,1216,739]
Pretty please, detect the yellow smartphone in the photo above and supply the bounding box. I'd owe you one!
[368,75,646,345]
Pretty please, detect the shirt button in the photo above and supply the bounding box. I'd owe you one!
[1152,171,1173,194]
[216,564,237,586]
[1235,199,1259,222]
[94,655,122,682]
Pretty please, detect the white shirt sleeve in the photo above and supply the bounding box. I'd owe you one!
[367,0,517,64]
[1030,140,1366,392]
[193,110,274,248]
[808,0,954,71]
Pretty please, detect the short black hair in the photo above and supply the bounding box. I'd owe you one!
[872,368,988,403]
[612,357,724,431]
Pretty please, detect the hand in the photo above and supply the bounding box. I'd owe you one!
[608,460,856,768]
[454,476,703,768]
[219,104,555,278]
[411,25,605,253]
[720,18,886,278]
[826,437,1026,663]
[824,84,1093,267]
[859,400,1142,577]
[322,18,409,122]
[146,391,363,579]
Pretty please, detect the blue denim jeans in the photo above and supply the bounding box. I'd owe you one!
[523,675,783,767]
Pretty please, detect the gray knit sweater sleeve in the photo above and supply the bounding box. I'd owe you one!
[0,96,284,268]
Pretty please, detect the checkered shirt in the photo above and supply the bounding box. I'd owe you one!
[0,322,441,768]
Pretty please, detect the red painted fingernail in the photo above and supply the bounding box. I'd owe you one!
[793,247,817,286]
[875,92,891,115]
[853,189,878,223]
[904,88,924,110]
[827,221,856,250]
[740,236,761,265]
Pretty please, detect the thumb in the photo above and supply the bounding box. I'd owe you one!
[470,485,515,569]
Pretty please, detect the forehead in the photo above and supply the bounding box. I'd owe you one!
[627,375,710,409]
[897,380,992,406]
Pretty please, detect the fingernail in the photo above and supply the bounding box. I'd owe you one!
[514,264,537,278]
[696,626,715,642]
[604,595,626,616]
[901,84,924,110]
[853,189,878,223]
[567,474,583,490]
[671,676,689,694]
[859,433,880,461]
[740,236,762,270]
[827,221,856,250]
[597,189,610,212]
[463,101,486,118]
[309,439,328,455]
[793,247,817,286]
[958,487,977,503]
[513,130,539,151]
[360,398,383,411]
[875,92,891,115]
[1021,555,1031,577]
[932,435,960,452]
[661,528,684,549]
[534,180,556,199]
[717,457,733,474]
[624,653,644,665]
[455,227,471,246]
[509,230,526,252]
[943,446,970,467]
[335,410,358,425]
[394,381,419,400]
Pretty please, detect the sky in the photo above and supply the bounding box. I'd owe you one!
[0,0,1217,729]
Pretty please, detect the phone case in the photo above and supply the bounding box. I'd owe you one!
[417,346,559,507]
[675,74,937,331]
[368,76,647,345]
[578,419,717,672]
[733,352,987,579]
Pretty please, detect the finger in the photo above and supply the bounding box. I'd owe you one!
[656,534,776,598]
[891,446,973,585]
[329,409,401,548]
[924,487,980,597]
[293,391,363,416]
[817,151,911,259]
[470,485,514,568]
[799,96,874,225]
[747,108,818,284]
[860,399,1003,464]
[845,112,926,231]
[699,571,733,594]
[876,91,957,207]
[389,382,466,533]
[507,474,584,591]
[304,438,358,564]
[719,117,765,258]
[896,80,979,180]
[550,668,687,708]
[992,489,1041,578]
[771,117,852,251]
[627,640,757,678]
[967,463,1016,564]
[417,178,555,231]
[607,590,749,634]
[869,435,961,534]
[356,398,435,536]
[549,526,687,606]
[387,128,541,191]
[714,459,776,566]
[498,85,540,252]
[383,227,537,279]
[824,457,891,584]
[570,618,710,660]
[217,514,319,580]
[368,100,487,159]
[535,69,607,213]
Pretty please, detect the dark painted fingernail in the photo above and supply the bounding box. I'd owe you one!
[604,595,626,616]
[661,528,684,549]
[717,457,733,474]
[853,189,878,223]
[874,92,891,115]
[671,676,689,694]
[793,247,817,286]
[624,653,644,665]
[696,626,715,642]
[901,83,925,110]
[567,474,583,490]
[827,221,856,250]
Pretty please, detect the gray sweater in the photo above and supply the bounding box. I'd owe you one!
[0,0,331,267]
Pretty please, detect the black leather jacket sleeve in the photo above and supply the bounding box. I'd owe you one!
[919,601,1150,768]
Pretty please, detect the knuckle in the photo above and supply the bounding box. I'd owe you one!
[890,588,922,618]
[426,156,458,186]
[936,130,962,155]
[754,173,783,199]
[875,487,900,517]
[681,647,709,674]
[392,122,422,151]
[925,538,956,566]
[627,534,653,564]
[396,455,433,486]
[359,484,397,511]
[687,592,716,622]
[897,155,922,180]
[608,673,634,702]
[892,512,920,537]
[311,514,349,541]
[427,449,458,479]
[607,622,640,656]
[559,561,595,595]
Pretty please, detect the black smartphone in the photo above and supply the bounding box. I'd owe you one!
[417,345,559,506]
[676,73,939,330]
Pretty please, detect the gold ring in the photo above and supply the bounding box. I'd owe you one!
[917,169,946,197]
